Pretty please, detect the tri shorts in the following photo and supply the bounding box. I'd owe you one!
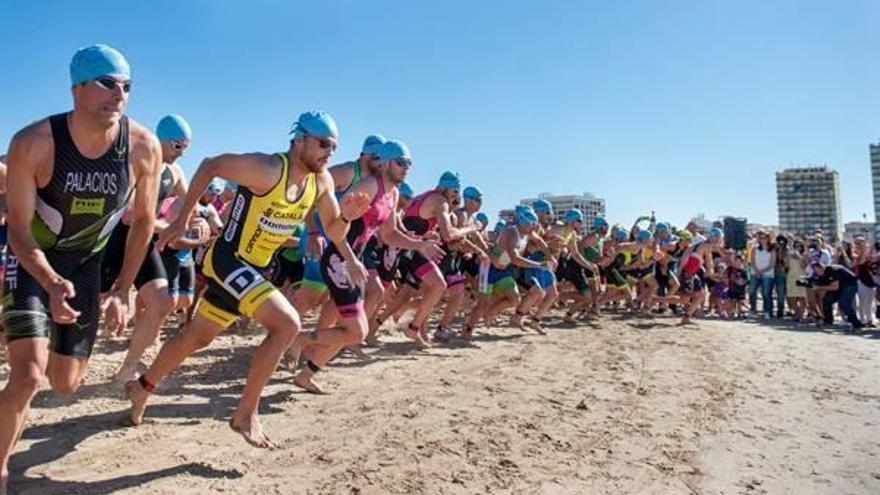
[196,242,278,327]
[397,249,438,290]
[3,249,103,358]
[100,223,167,293]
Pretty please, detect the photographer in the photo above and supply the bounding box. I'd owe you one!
[811,260,863,331]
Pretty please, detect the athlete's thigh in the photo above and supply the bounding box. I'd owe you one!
[252,289,301,333]
[6,336,50,382]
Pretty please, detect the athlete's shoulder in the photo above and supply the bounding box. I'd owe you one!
[127,117,161,155]
[10,117,52,148]
[8,118,53,167]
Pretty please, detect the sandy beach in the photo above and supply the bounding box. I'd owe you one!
[2,313,879,495]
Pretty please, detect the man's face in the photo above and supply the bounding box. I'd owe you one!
[444,188,461,207]
[161,139,189,163]
[537,211,553,225]
[297,135,338,172]
[73,76,130,125]
[465,195,482,214]
[363,152,382,173]
[387,158,410,185]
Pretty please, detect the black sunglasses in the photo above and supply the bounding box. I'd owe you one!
[94,77,132,93]
[394,158,412,169]
[308,135,337,151]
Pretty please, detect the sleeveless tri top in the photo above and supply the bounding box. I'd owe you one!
[218,152,317,268]
[156,163,175,212]
[402,190,438,236]
[344,173,396,251]
[32,113,131,254]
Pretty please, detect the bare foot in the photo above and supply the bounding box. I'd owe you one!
[526,318,547,335]
[229,414,276,449]
[293,374,330,395]
[404,326,431,349]
[363,335,381,347]
[458,327,474,341]
[345,345,370,361]
[124,380,150,426]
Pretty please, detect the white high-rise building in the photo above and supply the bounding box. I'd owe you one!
[519,192,606,227]
[776,166,843,241]
[871,142,880,239]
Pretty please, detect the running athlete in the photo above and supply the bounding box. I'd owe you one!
[548,210,599,323]
[433,185,490,341]
[363,181,416,345]
[465,206,551,335]
[104,114,191,382]
[397,171,480,348]
[677,232,715,325]
[513,199,558,332]
[289,140,443,393]
[289,134,386,335]
[0,45,162,494]
[126,111,371,448]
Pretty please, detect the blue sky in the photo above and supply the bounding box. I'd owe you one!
[2,1,878,227]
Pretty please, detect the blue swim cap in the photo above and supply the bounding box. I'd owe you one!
[638,230,653,241]
[615,229,629,241]
[533,199,553,214]
[563,209,584,224]
[378,139,410,163]
[156,114,192,142]
[362,134,387,155]
[475,212,489,226]
[398,182,414,199]
[593,215,607,228]
[516,205,539,225]
[463,186,482,201]
[70,44,130,86]
[493,220,507,233]
[709,227,723,239]
[662,235,679,246]
[656,222,669,232]
[291,111,339,139]
[437,171,461,190]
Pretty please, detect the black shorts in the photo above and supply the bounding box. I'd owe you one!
[460,254,480,278]
[2,250,103,358]
[397,249,438,290]
[161,250,196,296]
[269,254,305,289]
[319,242,364,319]
[680,273,704,294]
[563,257,591,294]
[100,223,166,293]
[376,243,401,286]
[197,242,278,327]
[438,252,464,289]
[361,237,381,272]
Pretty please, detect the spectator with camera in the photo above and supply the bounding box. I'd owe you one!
[810,260,863,331]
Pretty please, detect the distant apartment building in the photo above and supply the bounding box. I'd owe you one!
[871,142,880,239]
[776,166,842,241]
[519,192,606,227]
